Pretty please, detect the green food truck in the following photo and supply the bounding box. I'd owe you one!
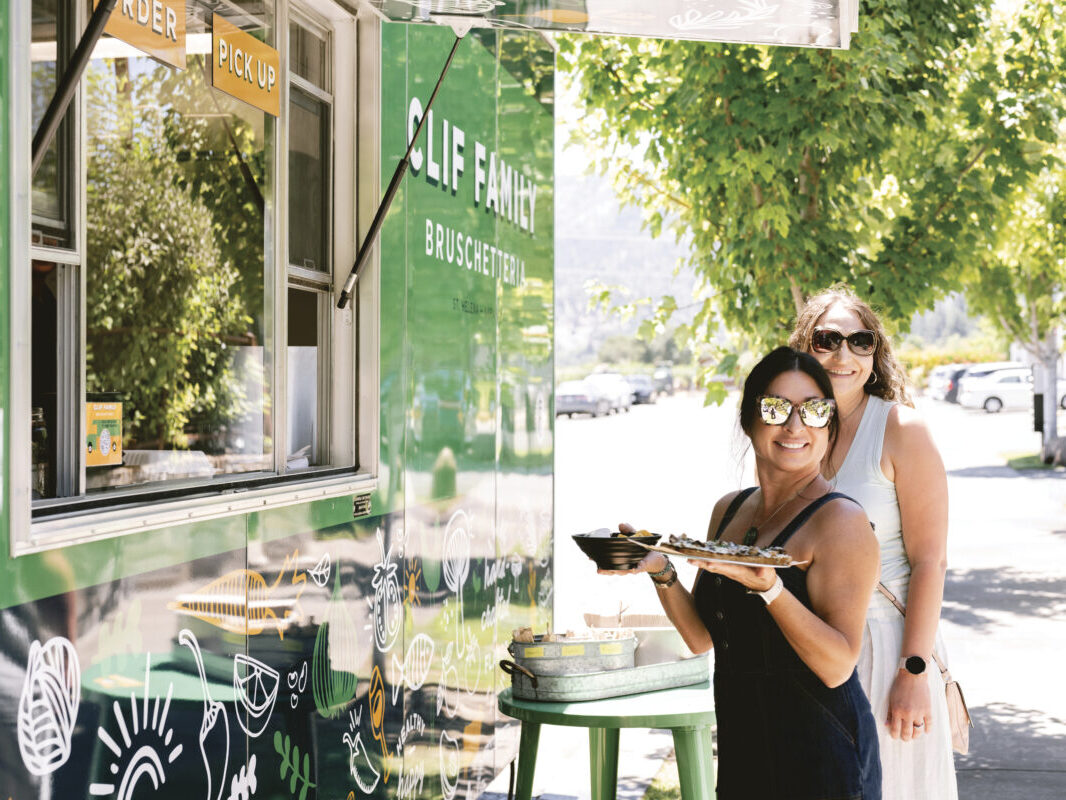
[1,3,856,798]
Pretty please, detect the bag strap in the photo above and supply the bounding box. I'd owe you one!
[876,582,952,680]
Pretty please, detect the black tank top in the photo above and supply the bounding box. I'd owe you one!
[692,488,883,800]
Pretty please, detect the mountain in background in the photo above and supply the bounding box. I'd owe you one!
[554,141,696,367]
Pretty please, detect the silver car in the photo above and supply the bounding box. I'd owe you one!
[556,380,611,418]
[584,372,634,413]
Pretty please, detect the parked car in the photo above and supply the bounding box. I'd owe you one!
[585,372,633,413]
[942,365,972,404]
[958,367,1033,413]
[652,364,674,395]
[625,374,656,404]
[960,361,1027,381]
[555,380,610,418]
[927,363,963,401]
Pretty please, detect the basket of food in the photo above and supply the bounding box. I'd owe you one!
[571,528,661,570]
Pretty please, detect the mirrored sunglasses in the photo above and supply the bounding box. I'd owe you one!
[757,395,836,428]
[811,327,877,356]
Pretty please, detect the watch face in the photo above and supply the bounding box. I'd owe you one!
[905,655,926,675]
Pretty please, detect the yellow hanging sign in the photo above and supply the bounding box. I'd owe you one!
[86,401,123,467]
[94,0,187,70]
[211,15,280,117]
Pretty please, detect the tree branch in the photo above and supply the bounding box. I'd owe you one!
[904,143,989,252]
[615,161,692,211]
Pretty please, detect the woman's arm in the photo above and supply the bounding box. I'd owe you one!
[598,493,742,655]
[695,500,879,687]
[883,404,949,738]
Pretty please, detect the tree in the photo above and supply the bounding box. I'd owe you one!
[84,61,256,449]
[559,0,1064,395]
[966,158,1066,457]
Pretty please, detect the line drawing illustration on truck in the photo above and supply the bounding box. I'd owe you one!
[88,653,183,800]
[17,637,81,777]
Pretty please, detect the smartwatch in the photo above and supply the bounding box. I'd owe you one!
[898,655,927,675]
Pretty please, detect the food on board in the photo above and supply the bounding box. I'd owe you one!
[662,533,797,567]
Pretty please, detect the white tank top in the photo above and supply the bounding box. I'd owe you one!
[831,395,911,592]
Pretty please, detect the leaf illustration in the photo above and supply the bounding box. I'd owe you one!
[299,752,311,800]
[273,731,316,800]
[290,743,300,793]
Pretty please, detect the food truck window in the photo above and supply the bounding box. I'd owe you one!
[31,0,73,248]
[285,11,334,470]
[19,0,374,544]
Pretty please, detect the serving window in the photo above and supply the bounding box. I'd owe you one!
[16,0,376,548]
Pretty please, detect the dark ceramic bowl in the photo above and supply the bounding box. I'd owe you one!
[572,531,662,570]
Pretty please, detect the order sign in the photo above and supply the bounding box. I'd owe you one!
[212,14,279,116]
[94,0,186,69]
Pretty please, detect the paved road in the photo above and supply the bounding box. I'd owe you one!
[532,392,1066,800]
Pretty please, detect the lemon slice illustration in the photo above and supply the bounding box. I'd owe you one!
[233,654,280,738]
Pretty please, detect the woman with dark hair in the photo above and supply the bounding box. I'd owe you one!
[790,287,957,800]
[602,346,882,799]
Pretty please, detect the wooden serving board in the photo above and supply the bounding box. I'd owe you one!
[635,540,807,569]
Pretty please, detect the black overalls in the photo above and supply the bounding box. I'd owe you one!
[693,488,882,800]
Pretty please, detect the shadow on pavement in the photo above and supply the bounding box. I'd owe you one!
[956,702,1066,771]
[947,465,1066,480]
[941,568,1066,632]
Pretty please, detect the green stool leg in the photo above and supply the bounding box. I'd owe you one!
[514,721,541,800]
[588,726,620,800]
[672,726,715,800]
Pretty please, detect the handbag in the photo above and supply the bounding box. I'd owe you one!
[877,582,973,754]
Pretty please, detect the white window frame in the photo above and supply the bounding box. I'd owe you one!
[8,1,381,556]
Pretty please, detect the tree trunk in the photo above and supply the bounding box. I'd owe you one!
[788,276,805,317]
[1035,327,1059,462]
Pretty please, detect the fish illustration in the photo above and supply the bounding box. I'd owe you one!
[168,551,306,640]
[391,633,435,704]
[342,730,380,794]
[180,630,229,800]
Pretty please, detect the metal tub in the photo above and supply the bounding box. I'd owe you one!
[500,654,711,702]
[506,633,636,676]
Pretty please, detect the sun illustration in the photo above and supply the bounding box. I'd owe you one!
[89,654,183,800]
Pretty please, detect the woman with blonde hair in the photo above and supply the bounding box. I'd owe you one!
[790,286,957,800]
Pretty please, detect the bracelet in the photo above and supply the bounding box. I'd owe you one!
[649,560,677,588]
[652,568,677,589]
[748,574,784,606]
[647,558,674,581]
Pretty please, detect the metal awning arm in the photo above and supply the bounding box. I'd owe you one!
[32,0,119,176]
[336,29,466,310]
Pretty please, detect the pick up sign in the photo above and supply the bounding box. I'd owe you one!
[94,0,187,70]
[212,14,280,117]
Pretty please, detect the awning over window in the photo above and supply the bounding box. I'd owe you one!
[364,0,859,49]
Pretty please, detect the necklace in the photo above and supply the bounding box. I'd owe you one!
[838,393,869,427]
[742,476,823,546]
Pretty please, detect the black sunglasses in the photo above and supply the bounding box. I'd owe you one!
[756,395,836,429]
[811,327,877,356]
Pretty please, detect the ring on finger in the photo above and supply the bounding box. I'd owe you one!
[912,722,924,728]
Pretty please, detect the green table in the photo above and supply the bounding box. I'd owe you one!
[498,682,716,800]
